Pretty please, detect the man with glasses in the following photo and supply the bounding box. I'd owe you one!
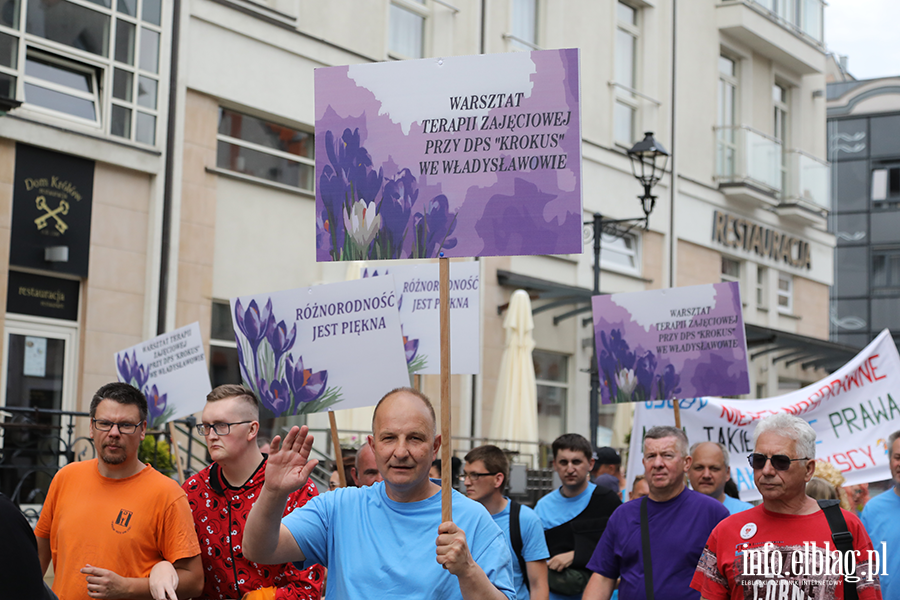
[691,413,882,599]
[35,382,203,600]
[182,384,324,600]
[535,434,621,600]
[463,444,550,600]
[583,426,728,600]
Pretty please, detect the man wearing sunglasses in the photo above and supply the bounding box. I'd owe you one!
[182,384,324,600]
[692,413,882,599]
[35,382,203,600]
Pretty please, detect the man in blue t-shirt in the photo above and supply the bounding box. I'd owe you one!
[243,387,515,600]
[688,441,753,514]
[534,434,622,600]
[464,444,549,600]
[583,426,729,600]
[861,429,900,599]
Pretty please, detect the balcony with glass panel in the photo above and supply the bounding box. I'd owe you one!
[778,150,830,225]
[715,125,783,204]
[716,0,825,75]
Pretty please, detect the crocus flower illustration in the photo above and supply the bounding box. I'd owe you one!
[319,164,348,257]
[316,210,332,256]
[413,194,458,258]
[117,351,149,391]
[634,351,658,400]
[403,332,419,365]
[145,384,167,424]
[615,368,638,399]
[116,352,134,382]
[344,199,381,254]
[601,329,636,375]
[258,378,290,416]
[285,354,328,409]
[266,319,297,369]
[234,298,274,355]
[658,364,682,400]
[379,168,418,257]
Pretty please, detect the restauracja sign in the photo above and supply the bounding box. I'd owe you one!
[712,210,811,270]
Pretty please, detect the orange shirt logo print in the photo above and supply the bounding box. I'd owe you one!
[112,509,134,534]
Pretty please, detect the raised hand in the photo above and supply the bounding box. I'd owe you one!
[265,425,318,497]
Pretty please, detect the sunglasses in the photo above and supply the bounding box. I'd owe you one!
[747,453,810,471]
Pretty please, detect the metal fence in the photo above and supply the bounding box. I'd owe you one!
[0,406,208,512]
[1,411,562,513]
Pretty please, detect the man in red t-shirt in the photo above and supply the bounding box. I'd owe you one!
[691,413,882,600]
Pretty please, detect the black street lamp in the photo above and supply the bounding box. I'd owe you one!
[586,132,669,448]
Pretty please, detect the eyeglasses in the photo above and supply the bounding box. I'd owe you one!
[92,419,141,434]
[196,421,253,436]
[459,471,498,482]
[747,453,810,471]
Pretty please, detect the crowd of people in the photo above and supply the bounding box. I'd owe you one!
[5,381,897,599]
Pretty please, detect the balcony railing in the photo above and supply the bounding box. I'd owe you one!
[784,149,830,211]
[715,125,783,194]
[745,0,824,44]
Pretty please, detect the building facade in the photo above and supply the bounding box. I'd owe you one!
[827,74,900,350]
[0,0,839,489]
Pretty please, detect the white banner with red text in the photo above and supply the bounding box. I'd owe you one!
[627,329,900,502]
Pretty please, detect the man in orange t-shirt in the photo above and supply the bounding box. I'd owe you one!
[35,382,203,600]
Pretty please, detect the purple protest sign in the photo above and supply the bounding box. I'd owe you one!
[592,282,750,404]
[315,49,582,261]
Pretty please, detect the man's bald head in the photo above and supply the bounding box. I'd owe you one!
[353,442,383,487]
[371,387,436,435]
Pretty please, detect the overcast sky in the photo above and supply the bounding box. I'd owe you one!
[825,0,900,80]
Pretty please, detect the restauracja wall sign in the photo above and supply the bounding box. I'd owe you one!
[712,210,811,270]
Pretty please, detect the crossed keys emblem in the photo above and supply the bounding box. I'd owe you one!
[34,196,69,234]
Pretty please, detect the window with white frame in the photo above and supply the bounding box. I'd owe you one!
[509,0,537,50]
[872,164,900,204]
[600,232,639,274]
[777,272,793,313]
[533,350,568,445]
[217,107,315,191]
[0,0,163,144]
[614,1,638,145]
[773,83,789,193]
[756,266,768,308]
[389,0,427,59]
[721,256,741,283]
[717,55,738,178]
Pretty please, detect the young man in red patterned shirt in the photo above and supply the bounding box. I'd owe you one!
[183,385,324,600]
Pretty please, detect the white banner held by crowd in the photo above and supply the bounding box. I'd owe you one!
[627,329,900,501]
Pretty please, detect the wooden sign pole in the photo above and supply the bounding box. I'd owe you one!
[673,402,682,429]
[329,411,347,487]
[439,257,452,522]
